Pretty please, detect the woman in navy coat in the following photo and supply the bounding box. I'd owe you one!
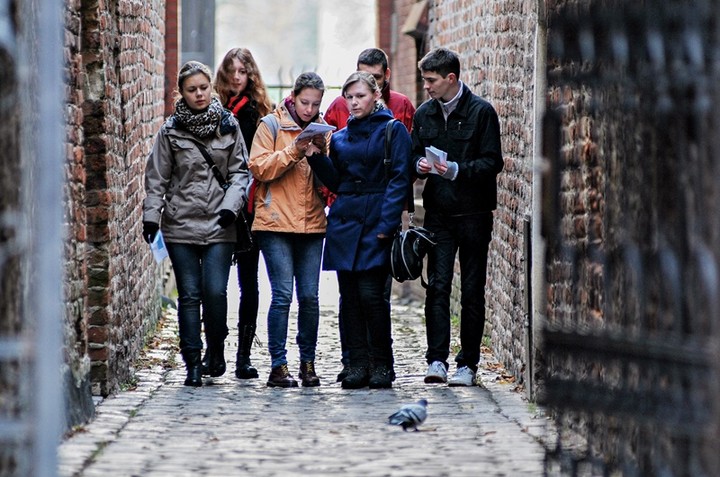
[307,71,411,389]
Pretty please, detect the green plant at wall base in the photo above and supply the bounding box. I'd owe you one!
[89,440,109,463]
[482,335,492,349]
[119,375,138,391]
[450,313,460,329]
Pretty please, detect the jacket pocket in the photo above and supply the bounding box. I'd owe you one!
[168,137,196,152]
[418,126,439,140]
[211,135,235,151]
[447,123,474,141]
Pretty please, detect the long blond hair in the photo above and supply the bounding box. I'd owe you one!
[214,48,272,119]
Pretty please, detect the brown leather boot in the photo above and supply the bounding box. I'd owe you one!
[298,361,320,387]
[266,364,298,388]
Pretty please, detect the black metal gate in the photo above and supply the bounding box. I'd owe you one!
[541,1,720,475]
[0,1,65,476]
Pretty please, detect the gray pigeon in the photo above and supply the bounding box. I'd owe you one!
[388,399,428,431]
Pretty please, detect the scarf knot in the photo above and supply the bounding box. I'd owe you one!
[174,97,224,138]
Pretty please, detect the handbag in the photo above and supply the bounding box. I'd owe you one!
[390,225,436,283]
[189,138,255,253]
[382,120,436,285]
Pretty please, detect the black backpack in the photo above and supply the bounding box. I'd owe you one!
[382,120,436,284]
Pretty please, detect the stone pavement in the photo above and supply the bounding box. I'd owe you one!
[58,264,553,477]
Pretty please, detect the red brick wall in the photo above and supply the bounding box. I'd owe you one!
[164,0,179,117]
[63,0,92,411]
[392,0,426,105]
[377,0,393,57]
[63,0,166,399]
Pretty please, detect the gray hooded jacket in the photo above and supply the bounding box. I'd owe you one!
[143,112,250,244]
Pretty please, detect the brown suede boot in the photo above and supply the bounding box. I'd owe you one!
[298,361,320,387]
[266,364,298,388]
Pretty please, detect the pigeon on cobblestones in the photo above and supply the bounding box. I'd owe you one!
[388,399,428,431]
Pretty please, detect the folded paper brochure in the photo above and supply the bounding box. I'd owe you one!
[297,122,336,141]
[425,146,447,175]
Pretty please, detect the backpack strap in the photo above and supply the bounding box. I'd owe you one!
[186,137,230,191]
[383,119,397,179]
[383,118,415,216]
[260,114,280,144]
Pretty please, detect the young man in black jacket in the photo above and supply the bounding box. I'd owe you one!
[412,48,504,386]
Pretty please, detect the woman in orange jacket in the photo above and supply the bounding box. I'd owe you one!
[248,72,331,388]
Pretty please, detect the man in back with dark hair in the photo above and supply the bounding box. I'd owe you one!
[325,47,415,132]
[412,47,504,387]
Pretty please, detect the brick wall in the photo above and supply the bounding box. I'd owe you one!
[390,0,538,386]
[62,0,95,425]
[164,0,179,117]
[63,0,166,407]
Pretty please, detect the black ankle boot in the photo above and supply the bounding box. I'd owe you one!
[341,367,369,389]
[201,342,226,377]
[235,325,258,379]
[182,350,202,387]
[369,364,394,389]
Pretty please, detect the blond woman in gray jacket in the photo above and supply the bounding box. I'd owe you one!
[143,61,249,387]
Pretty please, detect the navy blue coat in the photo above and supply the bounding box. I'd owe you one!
[308,108,411,271]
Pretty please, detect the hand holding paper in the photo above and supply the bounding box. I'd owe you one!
[425,146,447,175]
[297,123,336,141]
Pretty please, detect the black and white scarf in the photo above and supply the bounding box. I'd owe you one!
[174,96,224,138]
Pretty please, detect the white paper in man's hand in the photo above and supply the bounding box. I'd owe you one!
[425,146,447,174]
[297,123,336,141]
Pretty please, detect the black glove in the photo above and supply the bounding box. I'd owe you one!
[218,209,236,228]
[142,221,159,244]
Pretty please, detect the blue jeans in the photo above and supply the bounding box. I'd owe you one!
[423,211,493,370]
[256,231,324,369]
[166,242,234,353]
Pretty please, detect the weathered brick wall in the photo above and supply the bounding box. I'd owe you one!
[164,0,179,118]
[388,0,425,105]
[62,0,96,425]
[392,0,538,384]
[63,0,166,405]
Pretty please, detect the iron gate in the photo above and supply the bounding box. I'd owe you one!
[541,1,720,475]
[0,0,65,476]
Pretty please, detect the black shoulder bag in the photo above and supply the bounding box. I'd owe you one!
[189,138,255,253]
[383,120,436,286]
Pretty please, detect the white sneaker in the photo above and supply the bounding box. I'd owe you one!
[424,361,448,383]
[448,366,476,387]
